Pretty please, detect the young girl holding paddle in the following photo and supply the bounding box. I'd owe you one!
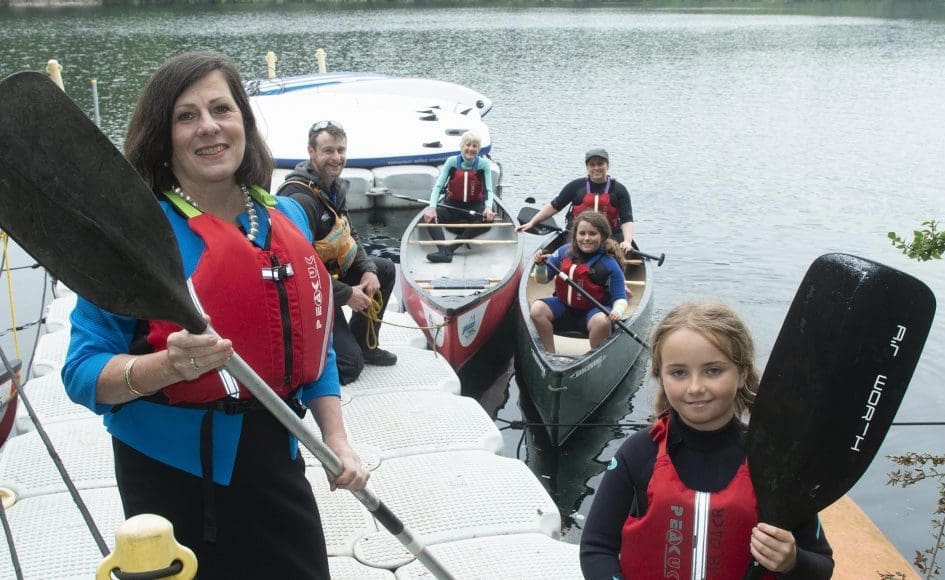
[580,301,834,579]
[529,211,628,353]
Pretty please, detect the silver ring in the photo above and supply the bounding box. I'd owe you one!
[189,357,199,370]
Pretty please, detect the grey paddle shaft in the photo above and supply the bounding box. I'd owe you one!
[210,326,455,580]
[515,206,665,265]
[372,189,487,218]
[542,261,650,350]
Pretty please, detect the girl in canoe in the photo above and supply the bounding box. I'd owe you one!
[529,211,628,353]
[580,301,834,579]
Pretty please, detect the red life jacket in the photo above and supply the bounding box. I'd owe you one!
[148,205,334,405]
[445,155,485,203]
[553,252,607,310]
[571,176,620,230]
[620,415,776,580]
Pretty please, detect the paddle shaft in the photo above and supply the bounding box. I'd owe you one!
[633,249,665,266]
[541,260,650,349]
[375,190,491,219]
[212,327,452,579]
[515,207,665,265]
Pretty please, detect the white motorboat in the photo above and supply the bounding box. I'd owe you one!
[246,72,499,211]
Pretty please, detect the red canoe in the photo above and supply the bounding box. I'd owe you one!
[399,198,523,370]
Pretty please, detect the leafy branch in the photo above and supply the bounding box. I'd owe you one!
[886,453,945,578]
[888,221,945,262]
[884,222,942,578]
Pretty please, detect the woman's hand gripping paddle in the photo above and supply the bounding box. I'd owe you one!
[0,71,454,580]
[744,253,935,578]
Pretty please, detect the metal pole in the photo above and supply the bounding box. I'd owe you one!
[90,79,101,127]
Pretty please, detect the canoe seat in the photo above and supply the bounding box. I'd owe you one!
[553,334,591,356]
[556,330,587,339]
[419,278,496,290]
[408,239,517,246]
[413,222,514,228]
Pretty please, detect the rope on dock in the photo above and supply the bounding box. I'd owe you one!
[360,291,451,357]
[2,232,23,358]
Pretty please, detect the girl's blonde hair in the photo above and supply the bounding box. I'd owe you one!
[570,211,626,270]
[650,301,759,420]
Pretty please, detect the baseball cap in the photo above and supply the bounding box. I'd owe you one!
[585,148,609,162]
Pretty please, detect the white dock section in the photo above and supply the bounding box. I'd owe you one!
[0,292,583,578]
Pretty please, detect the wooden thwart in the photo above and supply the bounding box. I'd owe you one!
[409,239,518,246]
[414,222,513,228]
[419,280,497,290]
[414,277,501,283]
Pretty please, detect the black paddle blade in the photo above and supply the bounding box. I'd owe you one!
[0,72,205,333]
[747,253,935,530]
[516,206,561,235]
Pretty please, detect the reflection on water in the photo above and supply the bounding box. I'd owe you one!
[348,208,417,263]
[517,360,650,543]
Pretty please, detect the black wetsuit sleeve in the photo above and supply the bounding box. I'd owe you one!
[780,516,834,579]
[580,430,655,580]
[611,180,634,224]
[551,178,584,212]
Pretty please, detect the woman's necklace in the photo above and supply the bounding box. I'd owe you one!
[174,184,259,242]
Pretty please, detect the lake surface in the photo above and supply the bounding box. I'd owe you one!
[1,2,944,570]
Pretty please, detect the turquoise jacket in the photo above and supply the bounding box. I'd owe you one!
[428,154,495,208]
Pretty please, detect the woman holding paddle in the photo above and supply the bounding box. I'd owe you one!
[62,51,368,579]
[580,301,834,579]
[529,211,628,353]
[422,130,496,263]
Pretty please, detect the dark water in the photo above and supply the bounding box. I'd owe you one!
[2,3,944,565]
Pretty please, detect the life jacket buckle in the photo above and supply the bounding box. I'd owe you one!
[261,263,294,281]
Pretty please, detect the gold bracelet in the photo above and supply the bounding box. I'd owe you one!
[123,357,146,397]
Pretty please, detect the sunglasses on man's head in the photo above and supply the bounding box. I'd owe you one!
[309,120,344,134]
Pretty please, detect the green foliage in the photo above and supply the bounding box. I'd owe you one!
[885,228,941,578]
[887,452,945,578]
[888,221,945,262]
